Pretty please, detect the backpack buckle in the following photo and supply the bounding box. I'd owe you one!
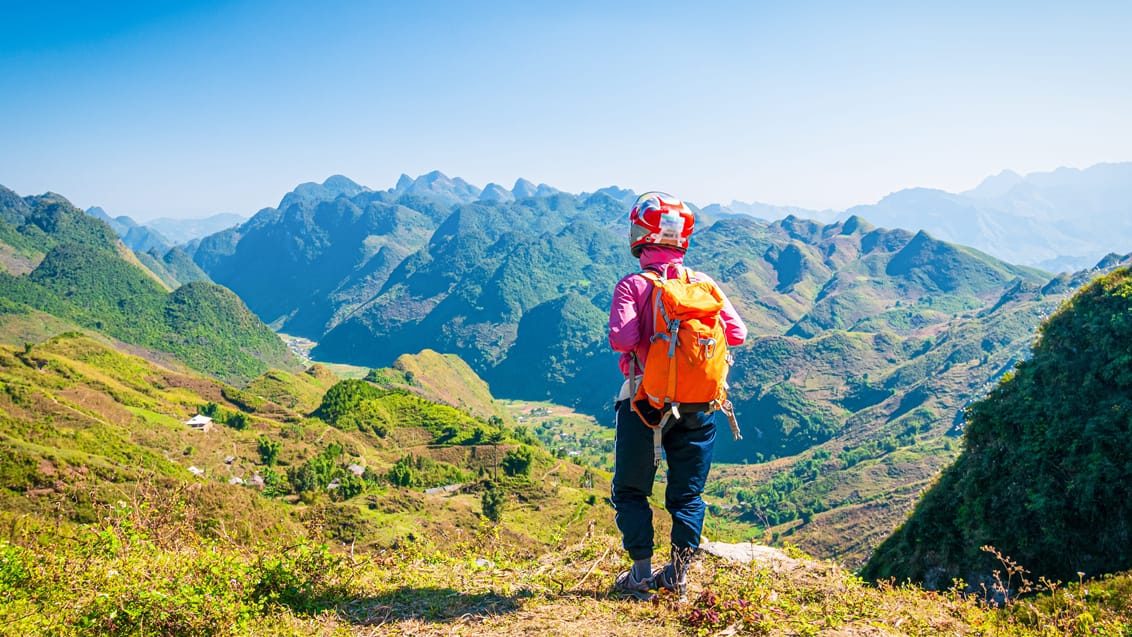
[699,337,717,359]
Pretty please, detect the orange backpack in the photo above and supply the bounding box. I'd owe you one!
[629,268,741,452]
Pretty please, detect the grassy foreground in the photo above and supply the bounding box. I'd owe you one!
[4,490,1132,637]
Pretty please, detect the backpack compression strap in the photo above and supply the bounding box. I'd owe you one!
[636,268,688,465]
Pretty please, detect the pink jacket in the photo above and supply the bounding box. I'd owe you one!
[608,246,748,378]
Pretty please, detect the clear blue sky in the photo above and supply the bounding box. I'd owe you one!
[1,1,1130,219]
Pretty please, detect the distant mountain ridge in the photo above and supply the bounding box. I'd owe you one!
[700,162,1132,271]
[842,162,1132,271]
[701,200,837,223]
[80,206,229,288]
[146,212,245,245]
[85,160,1132,276]
[86,206,172,253]
[86,206,246,248]
[390,170,482,208]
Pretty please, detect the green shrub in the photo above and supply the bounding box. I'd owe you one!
[0,541,32,594]
[388,456,416,487]
[501,445,534,477]
[252,542,345,613]
[257,436,281,466]
[481,481,505,523]
[287,444,343,495]
[332,474,366,501]
[386,454,468,489]
[227,412,249,430]
[261,467,288,497]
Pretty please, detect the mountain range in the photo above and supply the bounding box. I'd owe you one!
[187,171,1065,420]
[4,165,1132,569]
[83,206,218,289]
[146,211,245,245]
[88,162,1132,276]
[174,169,1132,565]
[708,163,1132,272]
[86,206,172,253]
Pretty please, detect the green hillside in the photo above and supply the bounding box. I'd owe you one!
[367,348,512,423]
[0,186,296,384]
[1,190,122,252]
[134,245,212,289]
[863,266,1132,587]
[0,334,611,551]
[0,335,619,634]
[244,364,339,413]
[9,507,1132,637]
[4,336,1132,636]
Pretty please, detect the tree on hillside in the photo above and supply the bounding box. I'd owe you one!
[226,412,248,430]
[257,436,281,466]
[331,474,366,501]
[387,455,417,487]
[288,444,344,496]
[501,445,534,477]
[481,481,505,523]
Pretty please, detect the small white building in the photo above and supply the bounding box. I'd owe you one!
[346,463,365,477]
[188,466,205,476]
[185,415,214,432]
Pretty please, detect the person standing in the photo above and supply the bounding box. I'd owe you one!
[608,192,748,600]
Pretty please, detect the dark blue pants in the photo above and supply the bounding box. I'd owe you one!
[610,399,716,561]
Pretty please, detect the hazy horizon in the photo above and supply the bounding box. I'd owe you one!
[0,161,1102,224]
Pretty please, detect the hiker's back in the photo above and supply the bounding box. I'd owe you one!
[633,267,730,424]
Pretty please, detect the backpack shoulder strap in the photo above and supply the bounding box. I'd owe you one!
[635,269,668,329]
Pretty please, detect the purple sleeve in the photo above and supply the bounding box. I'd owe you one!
[720,292,748,346]
[608,275,643,353]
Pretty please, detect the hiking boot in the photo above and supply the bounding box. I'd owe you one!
[651,563,688,600]
[613,569,655,601]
